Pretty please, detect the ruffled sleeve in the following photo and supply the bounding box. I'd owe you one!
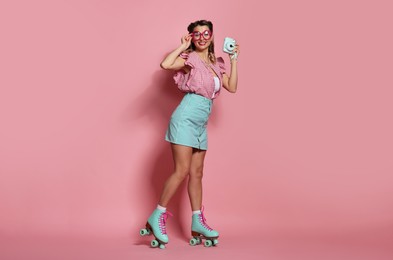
[183,51,198,71]
[216,57,226,75]
[173,52,187,87]
[179,52,189,59]
[173,51,198,89]
[173,69,185,86]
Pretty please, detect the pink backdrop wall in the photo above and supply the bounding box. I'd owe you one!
[1,0,392,246]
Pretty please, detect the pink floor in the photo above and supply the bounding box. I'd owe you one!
[1,229,392,260]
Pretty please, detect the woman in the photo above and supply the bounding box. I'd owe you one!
[140,20,239,249]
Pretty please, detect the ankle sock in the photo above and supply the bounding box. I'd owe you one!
[157,205,166,212]
[192,210,201,215]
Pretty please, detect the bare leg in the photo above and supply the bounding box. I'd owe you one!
[158,144,193,207]
[188,148,207,211]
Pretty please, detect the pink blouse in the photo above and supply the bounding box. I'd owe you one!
[173,51,226,100]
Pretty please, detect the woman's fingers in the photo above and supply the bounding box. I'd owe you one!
[234,44,240,54]
[182,35,190,43]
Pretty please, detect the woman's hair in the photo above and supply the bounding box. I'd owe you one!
[186,20,216,64]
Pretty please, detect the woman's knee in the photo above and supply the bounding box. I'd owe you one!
[190,166,204,180]
[173,165,190,180]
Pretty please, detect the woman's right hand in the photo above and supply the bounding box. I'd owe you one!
[180,34,192,51]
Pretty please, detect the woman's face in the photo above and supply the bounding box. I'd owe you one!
[191,25,213,51]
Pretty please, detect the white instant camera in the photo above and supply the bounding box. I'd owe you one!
[223,37,237,59]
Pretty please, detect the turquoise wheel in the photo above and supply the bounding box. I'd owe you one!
[190,238,198,246]
[151,240,159,248]
[196,237,202,245]
[159,244,166,249]
[213,239,218,246]
[204,240,213,247]
[139,228,149,236]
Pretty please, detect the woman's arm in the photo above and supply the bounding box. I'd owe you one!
[160,34,192,70]
[222,45,240,93]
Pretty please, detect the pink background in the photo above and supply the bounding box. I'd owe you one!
[0,0,392,259]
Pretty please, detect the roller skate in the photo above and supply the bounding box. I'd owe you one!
[189,207,219,247]
[139,208,172,249]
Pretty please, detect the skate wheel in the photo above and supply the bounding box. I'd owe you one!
[139,228,149,236]
[196,237,202,245]
[213,239,218,246]
[159,244,166,249]
[204,240,213,247]
[151,240,159,248]
[190,238,198,246]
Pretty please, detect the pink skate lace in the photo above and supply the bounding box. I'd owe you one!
[199,206,213,231]
[159,211,173,235]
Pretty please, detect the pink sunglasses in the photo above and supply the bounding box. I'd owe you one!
[191,30,212,41]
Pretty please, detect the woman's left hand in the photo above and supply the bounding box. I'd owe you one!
[230,44,240,61]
